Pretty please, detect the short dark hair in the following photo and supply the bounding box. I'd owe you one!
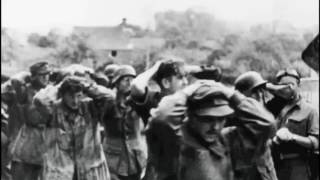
[153,59,185,87]
[58,77,84,97]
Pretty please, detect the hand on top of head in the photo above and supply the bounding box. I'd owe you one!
[182,80,234,100]
[151,91,187,123]
[265,83,295,100]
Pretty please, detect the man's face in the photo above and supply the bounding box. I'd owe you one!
[163,66,188,94]
[278,76,299,99]
[190,115,226,143]
[116,76,134,95]
[62,91,83,110]
[250,87,267,104]
[34,73,50,87]
[168,75,188,94]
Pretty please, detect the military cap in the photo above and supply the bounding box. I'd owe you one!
[188,83,234,117]
[30,62,50,75]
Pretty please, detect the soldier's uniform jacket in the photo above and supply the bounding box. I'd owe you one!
[7,82,48,165]
[268,95,319,180]
[46,98,110,179]
[130,88,180,180]
[151,92,276,180]
[102,96,147,177]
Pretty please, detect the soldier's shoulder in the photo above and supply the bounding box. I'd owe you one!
[300,99,318,114]
[221,126,237,137]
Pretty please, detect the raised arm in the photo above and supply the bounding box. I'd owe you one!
[228,91,276,144]
[130,61,162,102]
[151,81,276,143]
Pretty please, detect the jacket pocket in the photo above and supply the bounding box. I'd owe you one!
[257,158,277,180]
[57,130,71,151]
[286,118,307,136]
[104,145,122,172]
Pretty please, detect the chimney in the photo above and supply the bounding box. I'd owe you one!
[121,18,127,26]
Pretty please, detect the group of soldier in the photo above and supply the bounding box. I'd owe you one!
[1,56,318,180]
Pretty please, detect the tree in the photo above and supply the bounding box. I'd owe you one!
[207,49,227,65]
[154,9,227,48]
[1,28,18,63]
[27,32,56,48]
[27,33,42,46]
[52,33,96,64]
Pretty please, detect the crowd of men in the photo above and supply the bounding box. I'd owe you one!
[1,56,318,180]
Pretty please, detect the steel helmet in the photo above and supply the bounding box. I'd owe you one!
[112,65,136,85]
[235,71,267,94]
[104,64,120,78]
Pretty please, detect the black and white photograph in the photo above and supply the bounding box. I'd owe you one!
[1,0,319,180]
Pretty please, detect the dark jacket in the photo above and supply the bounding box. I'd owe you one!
[46,99,110,180]
[7,82,48,165]
[130,88,179,180]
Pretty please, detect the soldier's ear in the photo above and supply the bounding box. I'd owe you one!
[161,78,170,89]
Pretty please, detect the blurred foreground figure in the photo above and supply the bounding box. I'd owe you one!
[1,71,31,140]
[150,81,276,180]
[234,71,278,180]
[103,65,147,180]
[302,34,319,73]
[1,75,10,180]
[2,62,50,180]
[1,101,10,180]
[266,69,319,180]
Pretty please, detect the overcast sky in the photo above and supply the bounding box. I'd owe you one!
[2,0,319,33]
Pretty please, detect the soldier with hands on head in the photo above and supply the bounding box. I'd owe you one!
[150,80,276,180]
[103,65,147,180]
[265,69,319,180]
